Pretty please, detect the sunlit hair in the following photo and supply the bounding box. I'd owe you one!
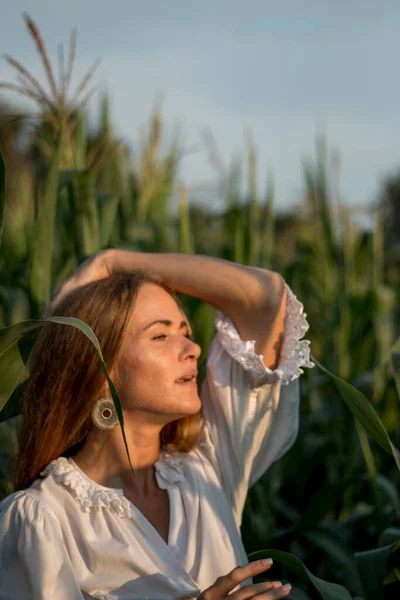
[14,272,203,491]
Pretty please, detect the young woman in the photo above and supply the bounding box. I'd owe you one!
[0,250,314,599]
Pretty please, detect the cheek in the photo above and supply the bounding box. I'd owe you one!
[117,345,172,397]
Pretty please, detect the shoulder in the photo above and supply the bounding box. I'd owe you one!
[0,481,84,600]
[0,487,61,539]
[1,487,44,514]
[0,459,80,528]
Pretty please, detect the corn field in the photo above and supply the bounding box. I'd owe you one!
[0,14,400,600]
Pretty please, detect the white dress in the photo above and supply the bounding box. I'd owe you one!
[0,283,314,600]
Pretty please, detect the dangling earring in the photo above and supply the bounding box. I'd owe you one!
[91,397,119,430]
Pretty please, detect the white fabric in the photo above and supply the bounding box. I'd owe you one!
[0,283,314,600]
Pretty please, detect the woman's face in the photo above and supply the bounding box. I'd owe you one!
[113,283,202,425]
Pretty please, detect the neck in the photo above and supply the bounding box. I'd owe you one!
[73,415,164,498]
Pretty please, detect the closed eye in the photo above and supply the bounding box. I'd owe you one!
[152,333,195,341]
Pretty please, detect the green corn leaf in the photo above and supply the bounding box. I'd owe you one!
[260,174,275,268]
[116,151,135,240]
[100,92,111,142]
[294,475,354,530]
[69,172,101,260]
[355,541,399,600]
[373,333,400,370]
[317,134,336,259]
[379,529,400,547]
[0,317,132,470]
[77,172,101,255]
[1,170,32,267]
[58,169,85,190]
[355,420,384,531]
[93,145,130,244]
[303,160,318,218]
[390,351,400,400]
[0,141,5,248]
[179,184,194,254]
[247,134,259,265]
[0,342,28,417]
[28,125,64,317]
[313,356,400,470]
[98,192,120,247]
[74,110,86,170]
[191,302,215,360]
[374,475,400,512]
[0,386,22,421]
[372,210,384,289]
[386,541,400,586]
[248,549,353,599]
[285,588,311,600]
[234,215,245,264]
[303,530,361,591]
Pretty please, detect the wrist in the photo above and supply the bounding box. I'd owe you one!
[101,248,118,275]
[102,248,144,276]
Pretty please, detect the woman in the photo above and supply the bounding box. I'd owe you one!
[0,250,314,599]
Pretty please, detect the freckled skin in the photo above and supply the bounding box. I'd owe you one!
[114,283,202,426]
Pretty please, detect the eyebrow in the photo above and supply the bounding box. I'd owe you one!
[143,319,192,334]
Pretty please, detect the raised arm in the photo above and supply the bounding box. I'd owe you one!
[53,250,287,370]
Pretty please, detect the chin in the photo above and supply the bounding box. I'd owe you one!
[172,393,202,418]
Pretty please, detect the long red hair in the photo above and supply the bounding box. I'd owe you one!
[14,272,202,490]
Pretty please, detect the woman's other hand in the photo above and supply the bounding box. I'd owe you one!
[197,560,291,599]
[49,250,113,311]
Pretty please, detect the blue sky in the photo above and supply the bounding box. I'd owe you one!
[2,1,400,215]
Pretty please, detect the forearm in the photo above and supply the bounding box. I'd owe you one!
[107,250,284,315]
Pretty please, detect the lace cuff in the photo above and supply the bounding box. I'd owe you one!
[215,282,315,387]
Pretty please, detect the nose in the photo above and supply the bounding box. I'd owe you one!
[181,337,202,360]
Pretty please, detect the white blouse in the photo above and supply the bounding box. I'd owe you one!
[0,283,314,600]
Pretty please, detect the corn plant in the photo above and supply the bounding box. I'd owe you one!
[0,12,400,599]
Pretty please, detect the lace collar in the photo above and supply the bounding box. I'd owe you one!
[41,451,185,518]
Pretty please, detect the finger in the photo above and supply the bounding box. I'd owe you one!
[202,560,274,598]
[231,581,283,600]
[253,583,292,599]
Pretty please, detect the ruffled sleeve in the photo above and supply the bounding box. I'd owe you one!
[198,282,314,526]
[214,282,313,387]
[0,491,86,600]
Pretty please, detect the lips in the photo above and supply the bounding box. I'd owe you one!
[175,371,198,384]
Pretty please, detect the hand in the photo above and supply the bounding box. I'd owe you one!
[49,249,113,312]
[197,560,291,599]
